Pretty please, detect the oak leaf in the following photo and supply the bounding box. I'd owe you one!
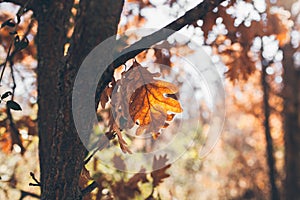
[151,155,171,187]
[111,60,182,137]
[111,167,148,200]
[112,154,126,171]
[109,120,132,154]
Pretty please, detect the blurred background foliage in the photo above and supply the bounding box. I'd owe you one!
[0,0,298,199]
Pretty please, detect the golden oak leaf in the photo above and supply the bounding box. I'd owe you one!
[111,60,182,137]
[130,79,181,135]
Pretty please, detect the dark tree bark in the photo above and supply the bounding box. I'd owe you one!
[274,1,300,199]
[282,43,300,200]
[35,0,124,199]
[261,59,280,200]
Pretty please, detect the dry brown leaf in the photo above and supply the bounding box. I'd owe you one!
[111,167,148,200]
[112,154,126,171]
[151,155,171,187]
[100,78,115,109]
[110,121,132,154]
[126,167,148,189]
[78,165,92,189]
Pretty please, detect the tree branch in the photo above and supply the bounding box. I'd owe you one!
[81,181,98,196]
[29,172,41,187]
[6,104,26,154]
[19,190,40,200]
[114,0,224,68]
[95,0,226,107]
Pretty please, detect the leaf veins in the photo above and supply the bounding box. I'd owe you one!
[111,60,182,137]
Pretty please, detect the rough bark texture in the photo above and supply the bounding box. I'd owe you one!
[282,43,300,200]
[35,0,124,199]
[35,1,76,198]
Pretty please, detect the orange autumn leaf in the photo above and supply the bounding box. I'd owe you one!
[111,60,182,137]
[130,76,182,135]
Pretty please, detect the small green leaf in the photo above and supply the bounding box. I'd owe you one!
[7,100,22,111]
[1,91,12,100]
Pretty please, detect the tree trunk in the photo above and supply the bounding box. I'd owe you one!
[261,59,280,200]
[282,43,300,200]
[35,0,124,199]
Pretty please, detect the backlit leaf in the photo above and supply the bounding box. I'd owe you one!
[111,60,182,137]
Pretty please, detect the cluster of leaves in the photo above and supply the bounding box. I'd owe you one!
[80,155,171,200]
[0,7,33,113]
[197,0,291,80]
[0,10,35,63]
[114,1,290,199]
[0,4,37,157]
[0,16,30,62]
[100,60,182,153]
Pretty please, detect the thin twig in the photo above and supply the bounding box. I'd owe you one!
[0,41,13,84]
[29,172,41,187]
[19,189,40,200]
[6,104,26,154]
[95,0,226,108]
[9,60,16,92]
[81,181,98,196]
[84,132,115,164]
